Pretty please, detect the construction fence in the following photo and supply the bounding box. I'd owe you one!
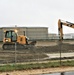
[0,40,74,65]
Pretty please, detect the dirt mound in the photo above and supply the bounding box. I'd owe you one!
[34,43,74,53]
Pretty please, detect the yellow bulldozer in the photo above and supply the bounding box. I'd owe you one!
[2,29,36,50]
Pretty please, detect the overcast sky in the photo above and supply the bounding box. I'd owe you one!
[0,0,74,34]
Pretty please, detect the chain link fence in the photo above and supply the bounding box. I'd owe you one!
[0,40,74,65]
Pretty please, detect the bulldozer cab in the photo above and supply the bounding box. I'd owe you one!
[4,30,28,45]
[4,30,17,42]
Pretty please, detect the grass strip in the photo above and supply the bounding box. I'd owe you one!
[0,60,74,72]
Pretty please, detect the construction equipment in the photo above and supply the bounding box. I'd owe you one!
[58,19,74,40]
[2,29,36,50]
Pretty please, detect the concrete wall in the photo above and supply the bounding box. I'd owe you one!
[26,27,48,40]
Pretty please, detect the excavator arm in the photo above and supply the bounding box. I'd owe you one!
[58,19,74,40]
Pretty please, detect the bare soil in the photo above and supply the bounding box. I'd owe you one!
[0,40,74,74]
[0,40,74,63]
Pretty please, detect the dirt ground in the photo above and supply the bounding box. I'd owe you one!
[0,40,74,75]
[0,40,74,63]
[0,66,74,75]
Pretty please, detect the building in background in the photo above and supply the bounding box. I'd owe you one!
[0,27,48,41]
[48,34,59,39]
[63,33,74,39]
[48,33,74,39]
